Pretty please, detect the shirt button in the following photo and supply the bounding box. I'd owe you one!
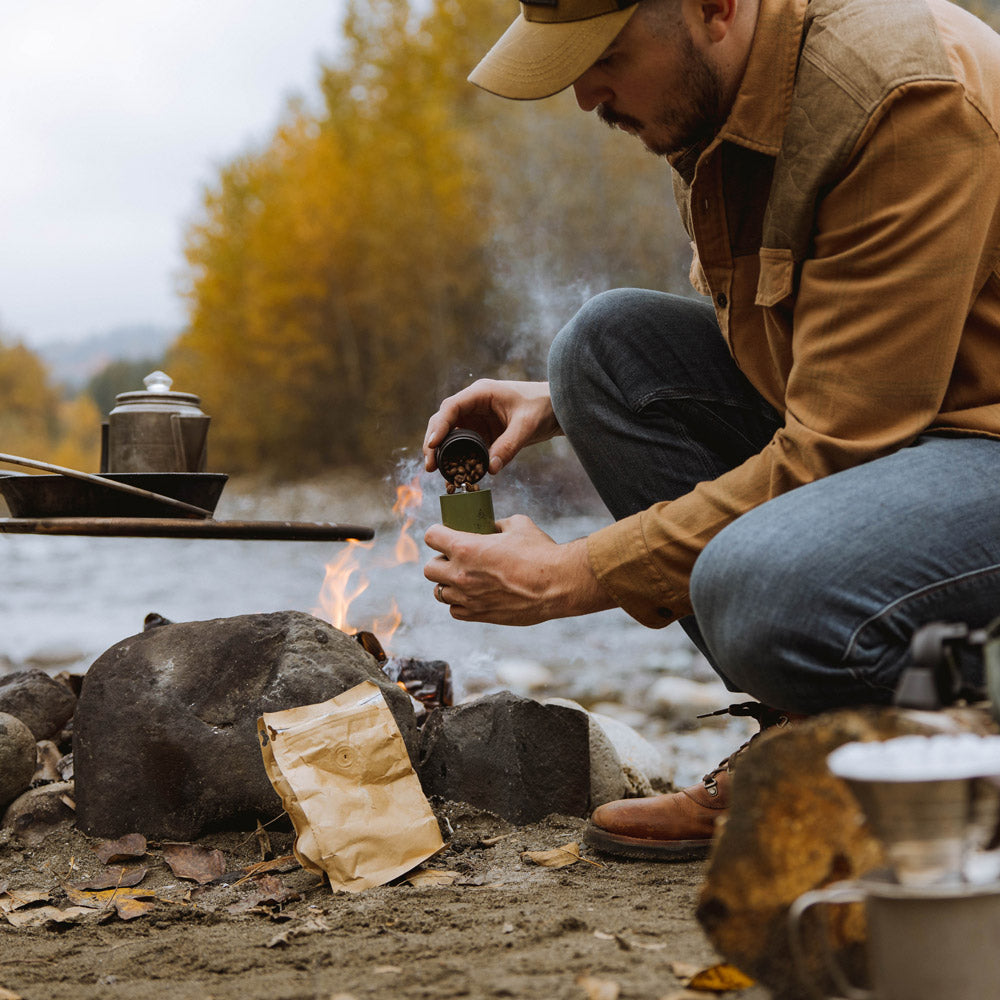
[716,292,728,308]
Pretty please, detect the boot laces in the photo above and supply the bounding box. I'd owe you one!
[697,702,793,796]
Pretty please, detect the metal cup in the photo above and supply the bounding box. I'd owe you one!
[789,873,1000,1000]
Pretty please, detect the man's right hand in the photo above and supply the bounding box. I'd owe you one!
[422,379,561,475]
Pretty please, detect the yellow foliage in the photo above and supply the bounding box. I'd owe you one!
[174,0,691,475]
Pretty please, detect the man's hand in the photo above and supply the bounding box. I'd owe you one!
[422,380,561,476]
[423,515,616,625]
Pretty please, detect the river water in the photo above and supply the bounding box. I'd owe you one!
[0,469,753,785]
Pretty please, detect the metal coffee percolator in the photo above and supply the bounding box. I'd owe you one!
[103,371,211,474]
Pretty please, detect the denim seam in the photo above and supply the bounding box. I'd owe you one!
[841,562,1000,680]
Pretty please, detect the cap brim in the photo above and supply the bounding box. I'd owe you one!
[468,5,637,101]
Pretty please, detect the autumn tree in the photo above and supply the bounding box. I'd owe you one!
[174,0,697,475]
[0,336,100,472]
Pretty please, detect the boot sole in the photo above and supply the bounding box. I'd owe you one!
[583,821,712,861]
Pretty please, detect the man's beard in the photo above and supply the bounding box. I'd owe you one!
[597,33,726,156]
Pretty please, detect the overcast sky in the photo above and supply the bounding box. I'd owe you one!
[1,1,343,347]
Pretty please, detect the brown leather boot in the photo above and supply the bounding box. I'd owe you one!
[584,703,799,860]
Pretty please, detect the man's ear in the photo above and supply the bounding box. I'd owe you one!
[690,0,737,40]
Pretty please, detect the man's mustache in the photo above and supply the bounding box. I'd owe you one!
[598,104,643,132]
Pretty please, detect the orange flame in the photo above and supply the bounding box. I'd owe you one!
[314,538,374,634]
[392,478,423,564]
[313,477,425,649]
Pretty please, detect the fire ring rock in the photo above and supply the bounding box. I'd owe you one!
[418,691,591,823]
[0,669,76,741]
[0,712,37,808]
[73,610,417,840]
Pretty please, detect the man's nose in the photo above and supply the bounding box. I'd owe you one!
[572,68,612,111]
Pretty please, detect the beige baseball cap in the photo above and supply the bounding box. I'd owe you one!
[469,0,640,101]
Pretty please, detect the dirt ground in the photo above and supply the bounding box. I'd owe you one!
[0,803,770,1000]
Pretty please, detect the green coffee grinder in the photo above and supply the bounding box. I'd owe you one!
[436,429,498,534]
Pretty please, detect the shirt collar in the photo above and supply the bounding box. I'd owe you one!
[719,0,809,154]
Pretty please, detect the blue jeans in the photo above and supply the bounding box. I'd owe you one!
[548,289,1000,714]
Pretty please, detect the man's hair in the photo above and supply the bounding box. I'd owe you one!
[638,0,686,36]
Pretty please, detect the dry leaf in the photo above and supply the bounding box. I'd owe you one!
[576,973,620,1000]
[3,905,93,928]
[226,854,299,886]
[0,890,52,912]
[113,896,156,920]
[163,844,226,884]
[69,866,147,891]
[94,834,147,864]
[522,841,582,868]
[0,986,25,999]
[403,869,461,887]
[687,965,755,992]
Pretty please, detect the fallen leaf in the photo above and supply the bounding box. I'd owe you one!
[68,866,148,891]
[3,905,93,928]
[226,875,301,913]
[225,854,299,886]
[0,985,24,999]
[163,844,226,884]
[576,973,620,1000]
[686,965,755,992]
[522,841,583,868]
[0,890,52,913]
[403,869,461,887]
[113,896,156,920]
[33,741,62,783]
[94,834,147,864]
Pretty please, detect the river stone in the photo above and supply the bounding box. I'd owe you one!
[0,712,37,808]
[73,610,417,840]
[418,691,591,823]
[0,669,76,740]
[3,781,76,846]
[696,706,997,1000]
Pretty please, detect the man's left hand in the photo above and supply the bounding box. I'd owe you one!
[423,515,616,625]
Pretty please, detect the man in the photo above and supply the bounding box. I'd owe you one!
[422,0,1000,858]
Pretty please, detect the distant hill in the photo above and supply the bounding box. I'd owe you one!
[37,324,177,390]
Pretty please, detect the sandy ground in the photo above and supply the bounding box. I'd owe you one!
[0,803,770,1000]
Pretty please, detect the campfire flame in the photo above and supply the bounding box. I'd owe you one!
[314,477,423,647]
[392,478,422,565]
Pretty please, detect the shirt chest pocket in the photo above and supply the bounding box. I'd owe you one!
[755,247,795,307]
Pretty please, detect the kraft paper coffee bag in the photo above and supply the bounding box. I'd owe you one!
[258,681,443,892]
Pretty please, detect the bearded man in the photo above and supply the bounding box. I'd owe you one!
[422,0,1000,858]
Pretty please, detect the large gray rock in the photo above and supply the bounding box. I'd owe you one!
[0,669,76,740]
[74,611,417,840]
[0,712,37,808]
[418,692,591,823]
